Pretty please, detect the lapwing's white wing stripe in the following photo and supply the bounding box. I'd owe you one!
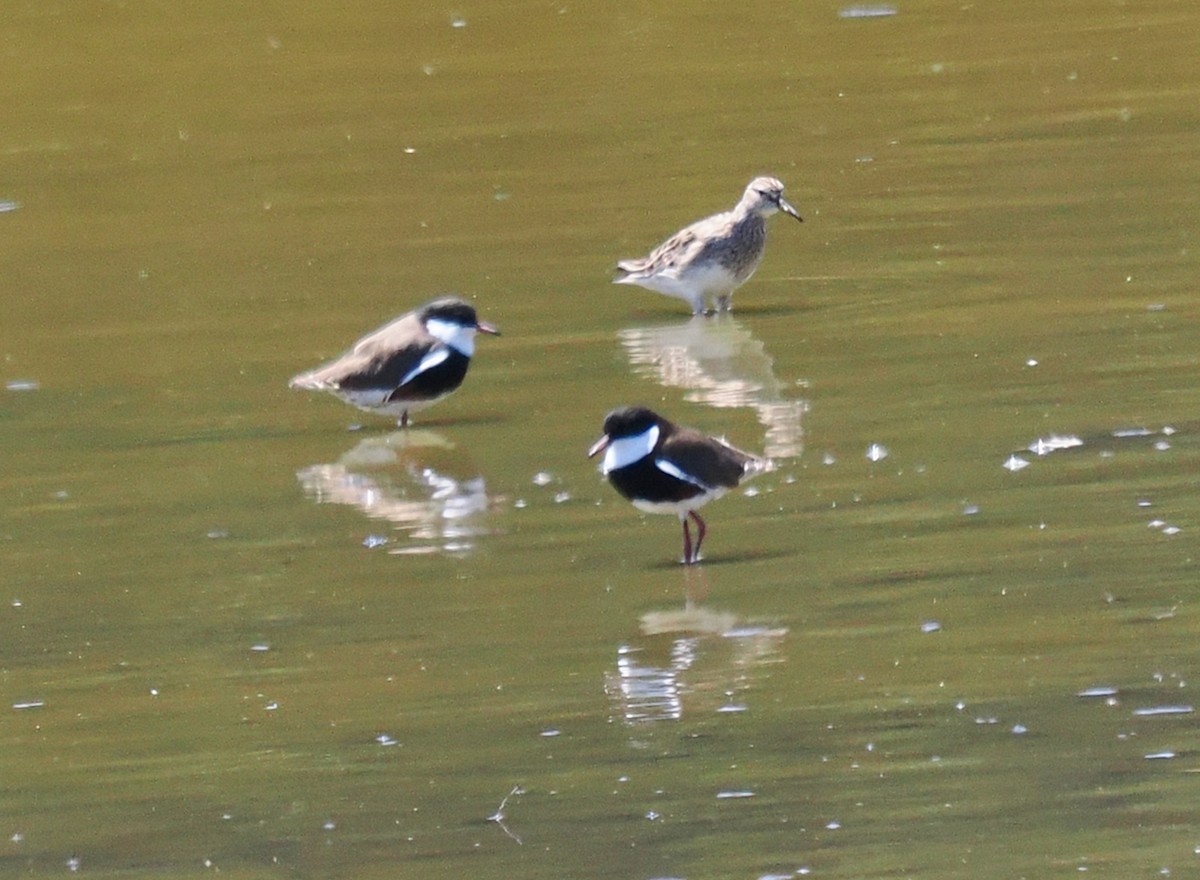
[601,424,659,474]
[425,317,476,356]
[399,345,452,386]
[654,457,710,489]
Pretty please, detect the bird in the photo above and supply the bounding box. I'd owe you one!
[614,176,803,315]
[288,297,499,428]
[587,406,772,564]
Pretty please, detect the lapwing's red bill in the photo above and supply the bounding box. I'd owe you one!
[589,405,770,564]
[586,434,610,459]
[288,296,497,429]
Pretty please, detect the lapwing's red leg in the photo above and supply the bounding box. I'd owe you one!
[689,511,708,562]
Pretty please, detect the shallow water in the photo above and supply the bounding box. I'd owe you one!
[3,1,1200,877]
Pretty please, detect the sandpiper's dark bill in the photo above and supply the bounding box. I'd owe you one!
[588,405,771,564]
[614,176,803,315]
[289,296,499,428]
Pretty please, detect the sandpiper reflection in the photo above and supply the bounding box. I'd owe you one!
[618,315,807,459]
[296,430,490,554]
[605,568,787,724]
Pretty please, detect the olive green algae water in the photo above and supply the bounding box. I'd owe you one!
[2,1,1200,877]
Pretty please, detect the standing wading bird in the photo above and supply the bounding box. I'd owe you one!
[588,406,772,564]
[289,297,499,428]
[614,176,803,315]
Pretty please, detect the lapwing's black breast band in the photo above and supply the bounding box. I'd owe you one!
[387,349,471,402]
[608,457,707,506]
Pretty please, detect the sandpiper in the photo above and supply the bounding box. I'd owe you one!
[289,297,499,428]
[614,176,802,315]
[588,406,771,564]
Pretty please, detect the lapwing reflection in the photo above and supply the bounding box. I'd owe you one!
[296,430,490,554]
[604,568,787,724]
[618,315,806,460]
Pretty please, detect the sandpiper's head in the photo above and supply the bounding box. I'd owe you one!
[744,176,803,222]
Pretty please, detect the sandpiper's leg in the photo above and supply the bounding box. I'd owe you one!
[715,293,732,312]
[399,411,410,429]
[689,511,708,562]
[680,514,694,565]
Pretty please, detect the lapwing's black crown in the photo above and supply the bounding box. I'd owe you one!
[421,297,480,327]
[602,406,665,439]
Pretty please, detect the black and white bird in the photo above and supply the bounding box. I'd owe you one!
[289,297,499,427]
[588,406,771,564]
[614,176,803,315]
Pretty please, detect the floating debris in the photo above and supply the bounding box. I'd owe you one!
[540,728,561,737]
[716,790,756,799]
[920,620,941,633]
[1011,723,1028,735]
[1144,750,1176,760]
[5,379,38,392]
[1077,685,1118,698]
[12,700,44,710]
[249,643,271,653]
[362,534,389,549]
[865,442,889,462]
[1028,434,1083,456]
[1132,705,1193,717]
[532,471,554,486]
[1003,455,1030,472]
[0,200,20,213]
[1148,520,1181,536]
[838,4,897,17]
[375,733,399,746]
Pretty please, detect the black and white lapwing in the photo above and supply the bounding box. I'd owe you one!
[588,406,771,564]
[289,297,498,428]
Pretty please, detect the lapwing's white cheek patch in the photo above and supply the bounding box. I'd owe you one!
[654,457,709,489]
[425,318,476,356]
[400,346,452,385]
[602,424,659,474]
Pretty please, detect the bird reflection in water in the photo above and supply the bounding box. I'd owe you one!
[618,314,807,461]
[605,568,787,724]
[296,430,490,555]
